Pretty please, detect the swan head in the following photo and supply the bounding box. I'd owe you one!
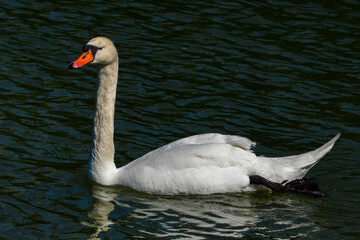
[69,37,118,69]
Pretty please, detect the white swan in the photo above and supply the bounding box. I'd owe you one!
[69,37,340,195]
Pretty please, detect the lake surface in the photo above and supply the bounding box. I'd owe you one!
[1,0,359,239]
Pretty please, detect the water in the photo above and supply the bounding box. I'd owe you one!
[1,0,359,239]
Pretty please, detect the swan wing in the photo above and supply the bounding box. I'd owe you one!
[127,133,256,168]
[164,133,256,151]
[118,133,257,194]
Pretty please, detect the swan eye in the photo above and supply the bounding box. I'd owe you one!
[82,45,100,56]
[82,46,88,53]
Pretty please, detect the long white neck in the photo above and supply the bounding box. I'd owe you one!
[88,58,119,185]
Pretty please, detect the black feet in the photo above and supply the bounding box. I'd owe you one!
[249,175,326,197]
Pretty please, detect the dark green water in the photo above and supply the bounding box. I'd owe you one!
[1,0,359,239]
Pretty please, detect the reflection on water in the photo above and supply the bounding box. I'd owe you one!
[82,186,117,240]
[84,184,322,239]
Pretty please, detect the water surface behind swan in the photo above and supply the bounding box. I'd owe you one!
[1,0,359,239]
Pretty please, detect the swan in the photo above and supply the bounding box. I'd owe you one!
[69,37,340,196]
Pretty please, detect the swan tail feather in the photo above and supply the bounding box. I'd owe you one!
[270,133,340,181]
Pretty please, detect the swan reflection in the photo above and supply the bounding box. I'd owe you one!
[81,185,118,239]
[83,184,262,239]
[83,184,320,239]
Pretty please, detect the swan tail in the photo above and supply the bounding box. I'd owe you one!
[270,133,340,182]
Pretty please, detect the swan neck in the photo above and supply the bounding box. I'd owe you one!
[89,58,119,183]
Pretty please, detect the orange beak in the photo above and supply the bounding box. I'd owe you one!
[69,49,94,69]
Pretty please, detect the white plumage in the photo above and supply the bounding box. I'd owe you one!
[69,37,340,195]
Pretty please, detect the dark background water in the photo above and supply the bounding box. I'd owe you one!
[1,0,359,239]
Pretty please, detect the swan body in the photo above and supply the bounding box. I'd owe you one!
[69,37,340,195]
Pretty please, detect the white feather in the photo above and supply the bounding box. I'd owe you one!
[70,37,340,195]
